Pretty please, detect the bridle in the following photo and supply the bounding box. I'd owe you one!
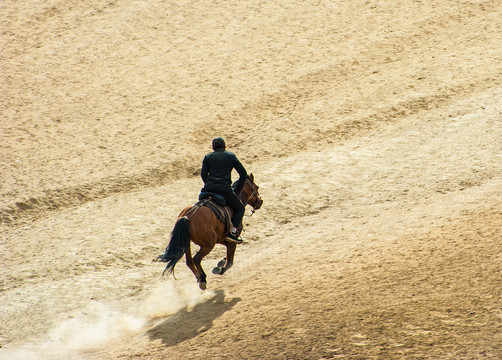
[243,178,262,215]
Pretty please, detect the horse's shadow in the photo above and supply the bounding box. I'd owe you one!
[146,289,240,347]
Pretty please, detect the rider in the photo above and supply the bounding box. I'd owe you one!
[200,137,247,244]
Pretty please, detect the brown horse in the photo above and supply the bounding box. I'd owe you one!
[157,174,263,290]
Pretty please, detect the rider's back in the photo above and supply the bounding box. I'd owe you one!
[202,149,246,190]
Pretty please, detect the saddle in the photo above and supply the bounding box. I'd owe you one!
[197,192,233,233]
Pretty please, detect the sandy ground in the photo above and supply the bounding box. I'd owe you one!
[1,0,501,359]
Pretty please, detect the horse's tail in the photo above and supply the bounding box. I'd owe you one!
[159,216,190,276]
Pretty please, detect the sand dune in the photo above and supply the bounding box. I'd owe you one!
[1,1,501,359]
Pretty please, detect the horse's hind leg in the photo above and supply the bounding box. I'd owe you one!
[185,242,201,282]
[193,245,213,290]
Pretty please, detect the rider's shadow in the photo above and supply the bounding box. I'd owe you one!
[146,289,241,347]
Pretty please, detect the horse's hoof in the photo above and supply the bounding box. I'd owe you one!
[217,258,226,268]
[199,282,207,290]
[212,266,222,274]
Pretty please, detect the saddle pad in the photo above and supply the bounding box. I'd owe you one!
[199,191,226,206]
[198,198,232,233]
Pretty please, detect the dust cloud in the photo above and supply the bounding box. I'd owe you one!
[0,281,212,360]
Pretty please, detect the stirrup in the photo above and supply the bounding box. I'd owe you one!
[225,233,243,244]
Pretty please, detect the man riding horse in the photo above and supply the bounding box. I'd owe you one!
[156,137,262,289]
[200,137,247,244]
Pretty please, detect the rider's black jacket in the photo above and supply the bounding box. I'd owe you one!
[201,148,247,193]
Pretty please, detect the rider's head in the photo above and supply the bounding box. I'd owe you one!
[212,137,226,150]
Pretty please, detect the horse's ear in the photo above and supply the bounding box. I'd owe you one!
[249,173,254,182]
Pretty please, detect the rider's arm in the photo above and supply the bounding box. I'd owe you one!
[201,156,209,183]
[233,156,247,193]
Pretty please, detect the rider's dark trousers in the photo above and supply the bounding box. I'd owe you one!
[202,185,245,229]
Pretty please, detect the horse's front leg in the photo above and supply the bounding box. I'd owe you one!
[215,242,236,276]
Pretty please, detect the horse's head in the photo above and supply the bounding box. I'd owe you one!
[242,173,263,211]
